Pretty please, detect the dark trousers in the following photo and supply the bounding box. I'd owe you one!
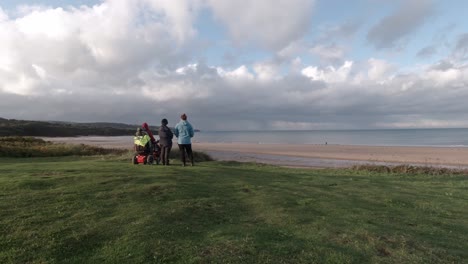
[178,144,193,165]
[161,145,172,165]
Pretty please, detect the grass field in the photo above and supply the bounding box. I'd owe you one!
[1,156,467,263]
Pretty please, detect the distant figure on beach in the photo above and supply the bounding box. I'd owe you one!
[174,113,195,166]
[158,118,173,166]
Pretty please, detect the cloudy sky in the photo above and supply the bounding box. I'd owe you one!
[1,0,467,130]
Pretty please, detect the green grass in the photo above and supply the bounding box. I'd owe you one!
[1,157,467,263]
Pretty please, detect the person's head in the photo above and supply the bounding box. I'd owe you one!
[161,118,168,125]
[136,127,143,136]
[181,113,187,121]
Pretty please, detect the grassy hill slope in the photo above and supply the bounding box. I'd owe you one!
[1,156,467,263]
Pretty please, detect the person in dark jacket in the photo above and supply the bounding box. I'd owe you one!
[158,118,174,165]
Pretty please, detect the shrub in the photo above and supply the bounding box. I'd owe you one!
[0,136,126,157]
[169,148,214,162]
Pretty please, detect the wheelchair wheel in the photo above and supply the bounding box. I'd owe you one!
[147,155,154,165]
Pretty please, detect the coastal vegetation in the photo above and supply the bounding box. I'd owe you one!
[0,136,126,157]
[0,137,212,162]
[1,144,467,263]
[352,164,468,176]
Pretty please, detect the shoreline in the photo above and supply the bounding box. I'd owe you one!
[41,136,468,169]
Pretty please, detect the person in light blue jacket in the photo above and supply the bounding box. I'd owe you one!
[174,113,195,166]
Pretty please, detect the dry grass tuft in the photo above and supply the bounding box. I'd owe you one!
[351,164,468,175]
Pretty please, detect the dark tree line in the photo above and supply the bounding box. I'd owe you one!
[0,118,160,137]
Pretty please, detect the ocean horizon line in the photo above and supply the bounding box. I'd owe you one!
[200,127,468,133]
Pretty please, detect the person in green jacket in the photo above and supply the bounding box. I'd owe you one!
[134,127,151,154]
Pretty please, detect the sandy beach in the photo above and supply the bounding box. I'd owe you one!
[194,143,468,168]
[42,136,468,168]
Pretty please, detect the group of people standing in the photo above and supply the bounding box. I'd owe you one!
[158,113,195,167]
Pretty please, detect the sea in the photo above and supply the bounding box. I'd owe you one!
[193,128,468,147]
[50,128,468,147]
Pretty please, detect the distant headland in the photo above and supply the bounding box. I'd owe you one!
[0,117,198,137]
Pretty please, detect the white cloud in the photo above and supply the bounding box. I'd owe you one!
[375,119,468,129]
[301,61,353,83]
[15,7,74,40]
[31,64,47,79]
[140,0,201,43]
[424,67,464,86]
[290,57,304,74]
[206,0,315,50]
[253,62,280,81]
[176,64,198,75]
[367,58,394,81]
[0,0,199,96]
[0,7,8,21]
[310,44,346,64]
[0,71,39,95]
[217,65,254,80]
